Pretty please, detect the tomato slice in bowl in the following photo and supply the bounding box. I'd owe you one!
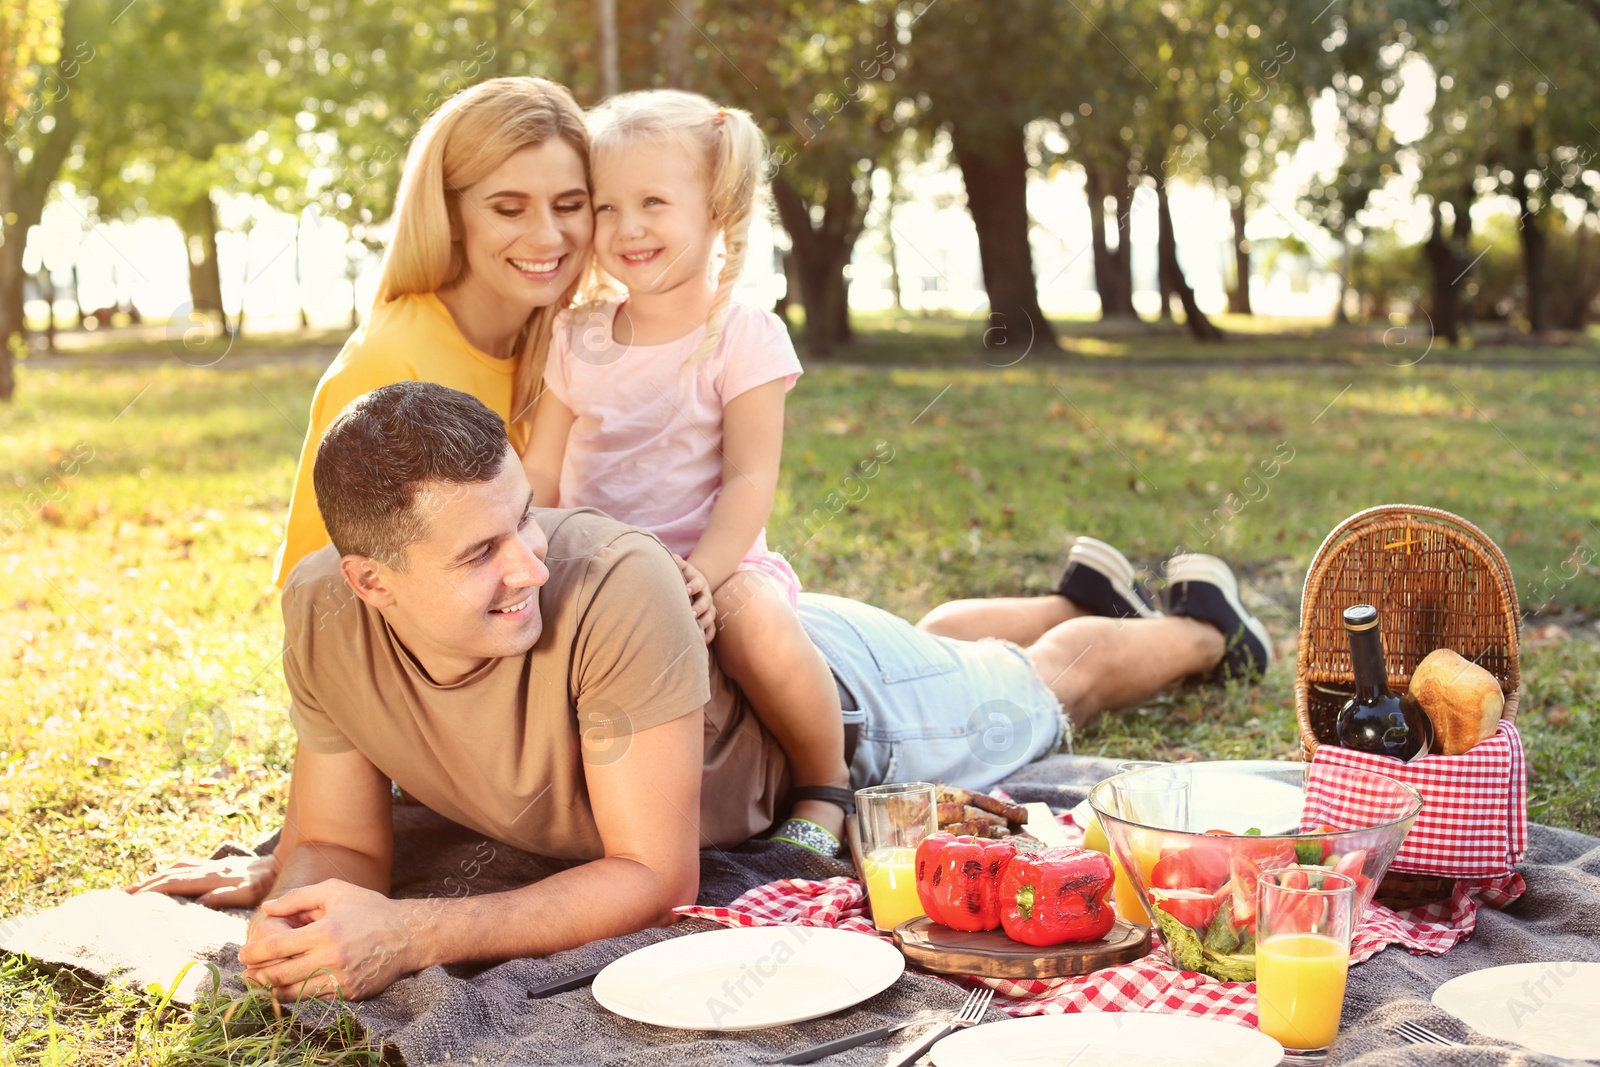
[1150,842,1231,892]
[1149,887,1224,929]
[1228,853,1263,924]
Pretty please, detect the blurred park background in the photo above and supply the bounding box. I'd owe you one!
[4,0,1600,371]
[3,0,1600,1061]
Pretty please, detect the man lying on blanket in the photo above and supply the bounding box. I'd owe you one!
[134,380,1271,1001]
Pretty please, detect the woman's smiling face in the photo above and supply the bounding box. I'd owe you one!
[451,139,594,310]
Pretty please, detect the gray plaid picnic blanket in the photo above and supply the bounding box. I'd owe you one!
[5,754,1597,1066]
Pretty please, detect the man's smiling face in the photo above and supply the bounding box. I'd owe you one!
[343,448,551,685]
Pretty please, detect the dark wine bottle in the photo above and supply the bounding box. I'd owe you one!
[1334,604,1434,762]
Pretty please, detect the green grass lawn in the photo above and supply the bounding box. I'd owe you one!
[802,309,1600,365]
[2,332,1598,1063]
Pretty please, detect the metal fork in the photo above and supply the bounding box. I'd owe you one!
[886,987,994,1067]
[1394,1020,1464,1047]
[773,986,991,1065]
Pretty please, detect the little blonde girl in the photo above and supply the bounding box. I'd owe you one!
[523,90,851,855]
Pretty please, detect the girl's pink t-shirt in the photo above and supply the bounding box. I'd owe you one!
[542,300,802,559]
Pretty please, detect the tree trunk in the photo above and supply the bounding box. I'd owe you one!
[1086,165,1113,316]
[1555,235,1586,330]
[1451,187,1475,332]
[0,158,23,397]
[177,193,226,322]
[1333,240,1353,324]
[295,216,310,329]
[1151,168,1224,341]
[1086,164,1135,319]
[595,0,619,99]
[1227,195,1253,315]
[663,0,696,88]
[0,0,85,400]
[774,248,791,319]
[39,270,57,353]
[1156,176,1173,322]
[1576,231,1599,331]
[1111,178,1136,317]
[1423,201,1461,345]
[233,226,249,338]
[1511,164,1549,335]
[1552,214,1600,330]
[348,255,362,329]
[880,173,903,312]
[771,174,860,356]
[949,119,1058,351]
[806,256,851,344]
[787,252,850,352]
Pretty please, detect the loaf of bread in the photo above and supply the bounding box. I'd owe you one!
[1408,648,1505,755]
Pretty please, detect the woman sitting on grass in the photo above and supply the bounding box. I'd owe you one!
[272,76,597,587]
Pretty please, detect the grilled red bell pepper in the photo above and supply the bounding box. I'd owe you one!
[998,846,1116,947]
[914,832,1018,932]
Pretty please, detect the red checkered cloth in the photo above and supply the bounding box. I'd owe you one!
[676,876,881,939]
[672,869,1519,1026]
[1302,719,1528,879]
[675,876,1256,1024]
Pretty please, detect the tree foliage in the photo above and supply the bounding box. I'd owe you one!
[5,0,1600,401]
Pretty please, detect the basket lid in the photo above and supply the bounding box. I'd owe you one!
[1296,504,1521,691]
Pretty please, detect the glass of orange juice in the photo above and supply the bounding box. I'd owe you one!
[1256,868,1358,1062]
[855,782,937,932]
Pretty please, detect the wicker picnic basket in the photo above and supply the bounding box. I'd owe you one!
[1294,504,1523,909]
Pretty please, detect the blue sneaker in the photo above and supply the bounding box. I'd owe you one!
[1164,554,1273,684]
[1057,537,1161,619]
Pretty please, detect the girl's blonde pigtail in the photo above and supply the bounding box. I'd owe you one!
[690,106,764,365]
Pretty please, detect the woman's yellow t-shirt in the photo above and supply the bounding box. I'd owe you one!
[272,292,524,588]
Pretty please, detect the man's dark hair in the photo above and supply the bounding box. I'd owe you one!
[313,381,511,567]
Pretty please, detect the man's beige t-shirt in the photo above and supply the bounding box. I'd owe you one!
[283,507,788,859]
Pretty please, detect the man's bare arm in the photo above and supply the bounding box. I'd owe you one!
[422,707,704,962]
[237,709,704,999]
[243,744,393,943]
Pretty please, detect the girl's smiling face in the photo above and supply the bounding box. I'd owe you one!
[452,139,593,311]
[591,139,719,299]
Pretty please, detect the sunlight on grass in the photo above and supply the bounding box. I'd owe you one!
[3,344,1598,1063]
[0,955,380,1066]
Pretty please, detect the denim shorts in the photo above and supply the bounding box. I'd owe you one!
[796,593,1066,793]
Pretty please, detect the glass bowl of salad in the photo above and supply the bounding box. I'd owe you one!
[1087,760,1422,982]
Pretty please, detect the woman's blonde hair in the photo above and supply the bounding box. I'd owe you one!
[585,89,767,363]
[375,76,591,450]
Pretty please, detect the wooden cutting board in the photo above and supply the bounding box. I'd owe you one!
[893,916,1151,979]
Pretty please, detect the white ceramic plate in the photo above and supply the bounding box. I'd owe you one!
[930,1012,1284,1067]
[1190,772,1304,835]
[1432,962,1600,1060]
[591,925,904,1031]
